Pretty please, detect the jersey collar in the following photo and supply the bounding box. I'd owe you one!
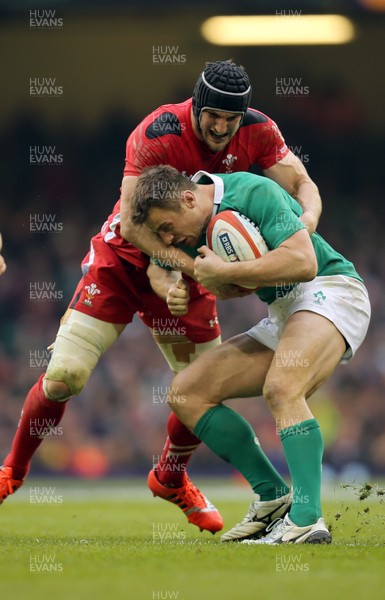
[190,170,224,219]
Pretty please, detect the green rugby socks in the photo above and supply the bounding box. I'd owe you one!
[194,404,290,501]
[279,418,323,526]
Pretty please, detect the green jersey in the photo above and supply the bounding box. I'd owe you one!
[183,171,362,304]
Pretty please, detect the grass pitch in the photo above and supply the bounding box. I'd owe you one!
[0,479,384,600]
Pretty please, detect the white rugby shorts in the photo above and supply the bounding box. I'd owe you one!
[246,275,371,364]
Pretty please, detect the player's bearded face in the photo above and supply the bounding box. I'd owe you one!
[199,110,242,152]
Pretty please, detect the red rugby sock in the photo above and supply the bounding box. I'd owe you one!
[155,412,201,487]
[4,374,67,480]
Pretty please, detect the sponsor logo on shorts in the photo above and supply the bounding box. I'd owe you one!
[313,290,326,305]
[209,317,219,328]
[82,283,101,306]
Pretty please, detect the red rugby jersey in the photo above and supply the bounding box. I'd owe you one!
[101,98,289,267]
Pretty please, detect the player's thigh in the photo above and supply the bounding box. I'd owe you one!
[151,332,222,374]
[142,283,221,373]
[51,308,125,359]
[45,310,126,398]
[264,310,346,404]
[171,333,274,410]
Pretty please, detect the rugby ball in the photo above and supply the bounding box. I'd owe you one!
[206,210,268,289]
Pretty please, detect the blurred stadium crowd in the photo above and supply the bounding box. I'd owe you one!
[0,84,384,481]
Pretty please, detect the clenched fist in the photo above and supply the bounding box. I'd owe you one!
[166,279,190,316]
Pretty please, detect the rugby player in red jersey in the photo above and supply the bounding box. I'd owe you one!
[0,61,321,538]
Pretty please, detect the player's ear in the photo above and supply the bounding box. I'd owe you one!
[181,190,196,208]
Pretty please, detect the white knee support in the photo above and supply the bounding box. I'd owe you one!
[44,311,121,400]
[153,334,222,374]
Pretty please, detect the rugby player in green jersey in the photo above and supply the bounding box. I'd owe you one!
[130,165,370,544]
